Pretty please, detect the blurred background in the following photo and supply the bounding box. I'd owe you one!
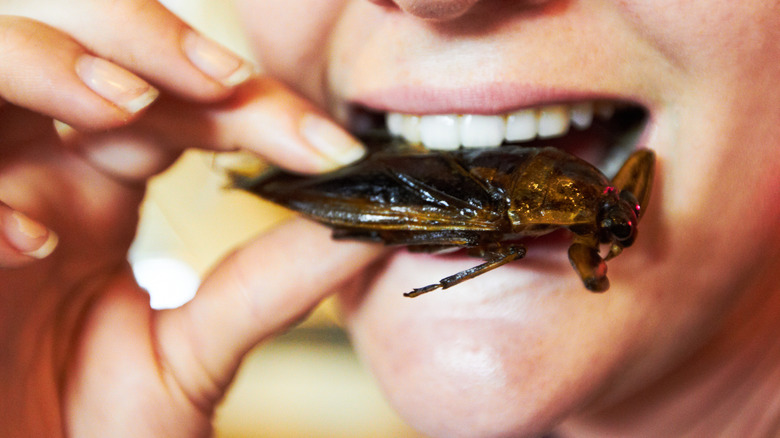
[129,1,424,436]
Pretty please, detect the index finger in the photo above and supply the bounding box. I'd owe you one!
[5,0,254,101]
[137,78,366,174]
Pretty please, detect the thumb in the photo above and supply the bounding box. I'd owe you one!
[153,217,383,406]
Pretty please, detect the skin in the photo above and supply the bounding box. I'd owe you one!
[1,1,778,437]
[0,1,377,437]
[237,0,780,437]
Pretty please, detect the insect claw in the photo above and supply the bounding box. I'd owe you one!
[405,284,442,298]
[568,243,610,292]
[584,276,610,292]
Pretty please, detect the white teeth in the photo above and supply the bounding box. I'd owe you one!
[537,105,570,139]
[419,115,460,150]
[400,114,422,144]
[506,109,537,142]
[570,102,594,130]
[387,101,618,148]
[386,112,404,137]
[460,114,506,148]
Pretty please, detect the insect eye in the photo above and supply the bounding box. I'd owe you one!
[620,190,641,218]
[600,206,635,243]
[610,221,633,241]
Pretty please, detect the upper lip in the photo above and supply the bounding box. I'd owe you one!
[343,85,651,179]
[348,82,642,115]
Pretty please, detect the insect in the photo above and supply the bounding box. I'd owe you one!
[236,143,655,297]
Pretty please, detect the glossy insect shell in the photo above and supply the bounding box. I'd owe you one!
[239,146,616,242]
[477,148,613,236]
[237,144,654,296]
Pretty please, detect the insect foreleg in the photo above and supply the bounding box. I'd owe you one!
[611,148,655,220]
[404,245,526,298]
[568,242,609,292]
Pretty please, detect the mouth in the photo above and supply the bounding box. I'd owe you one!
[337,98,651,295]
[346,99,648,179]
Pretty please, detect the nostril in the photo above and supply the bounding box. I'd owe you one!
[367,0,559,21]
[379,0,483,21]
[365,0,398,8]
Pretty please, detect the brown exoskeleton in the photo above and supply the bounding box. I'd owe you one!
[236,145,655,297]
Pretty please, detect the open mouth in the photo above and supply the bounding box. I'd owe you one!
[347,100,648,179]
[238,97,653,296]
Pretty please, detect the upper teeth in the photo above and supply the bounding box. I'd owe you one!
[386,101,616,150]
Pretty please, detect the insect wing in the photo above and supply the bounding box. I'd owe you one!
[241,152,505,231]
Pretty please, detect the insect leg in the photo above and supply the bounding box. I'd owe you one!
[404,245,526,298]
[611,148,655,220]
[407,245,462,254]
[604,243,623,261]
[331,228,385,242]
[567,242,609,292]
[373,229,489,250]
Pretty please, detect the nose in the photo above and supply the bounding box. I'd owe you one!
[367,0,485,21]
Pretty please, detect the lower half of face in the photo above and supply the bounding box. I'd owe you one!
[339,174,777,437]
[243,0,780,436]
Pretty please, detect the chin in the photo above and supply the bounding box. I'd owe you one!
[340,248,658,438]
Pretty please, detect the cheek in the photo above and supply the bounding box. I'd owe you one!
[235,0,347,102]
[648,80,780,294]
[617,0,780,77]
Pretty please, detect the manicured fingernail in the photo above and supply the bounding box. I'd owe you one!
[76,55,159,114]
[300,113,366,169]
[6,211,58,259]
[182,30,254,87]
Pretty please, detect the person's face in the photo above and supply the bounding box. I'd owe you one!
[237,1,780,436]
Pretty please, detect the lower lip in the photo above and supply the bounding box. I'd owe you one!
[386,231,576,302]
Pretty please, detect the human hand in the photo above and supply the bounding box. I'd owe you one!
[0,1,375,437]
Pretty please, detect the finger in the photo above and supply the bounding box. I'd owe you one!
[7,0,254,101]
[154,218,384,404]
[0,203,58,268]
[65,128,183,185]
[139,79,366,174]
[0,16,158,130]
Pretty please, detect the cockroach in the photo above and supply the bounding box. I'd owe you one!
[235,144,655,297]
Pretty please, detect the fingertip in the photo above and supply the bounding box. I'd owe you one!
[137,80,365,174]
[0,207,58,267]
[299,113,367,172]
[181,29,256,90]
[75,55,160,117]
[0,17,156,131]
[210,81,366,174]
[7,210,58,259]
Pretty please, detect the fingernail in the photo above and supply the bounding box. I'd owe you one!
[182,30,254,87]
[6,211,59,259]
[76,55,159,114]
[300,113,366,170]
